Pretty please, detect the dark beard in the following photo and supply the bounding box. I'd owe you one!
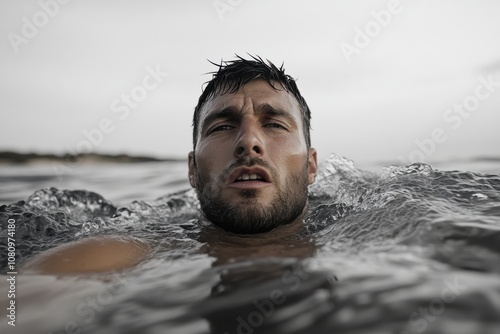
[195,158,309,234]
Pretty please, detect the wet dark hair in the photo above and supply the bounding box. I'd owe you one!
[192,55,311,149]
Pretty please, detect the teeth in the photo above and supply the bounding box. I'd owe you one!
[236,174,263,181]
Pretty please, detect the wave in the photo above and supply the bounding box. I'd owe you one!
[0,151,186,164]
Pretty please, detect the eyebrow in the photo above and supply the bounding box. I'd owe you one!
[256,103,297,126]
[200,107,240,134]
[200,103,297,134]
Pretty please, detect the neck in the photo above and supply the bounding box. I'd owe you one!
[202,204,309,243]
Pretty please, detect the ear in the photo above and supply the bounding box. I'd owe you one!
[307,148,318,185]
[188,151,196,188]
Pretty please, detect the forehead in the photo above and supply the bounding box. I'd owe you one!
[199,80,302,122]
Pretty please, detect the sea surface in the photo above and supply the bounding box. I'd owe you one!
[1,154,500,334]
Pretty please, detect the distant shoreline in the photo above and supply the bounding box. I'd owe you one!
[0,151,186,165]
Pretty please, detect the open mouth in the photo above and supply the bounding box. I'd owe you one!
[229,167,271,185]
[235,173,265,182]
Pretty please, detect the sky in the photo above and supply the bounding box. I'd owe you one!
[1,0,500,167]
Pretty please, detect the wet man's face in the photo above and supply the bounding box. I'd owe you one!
[188,80,317,234]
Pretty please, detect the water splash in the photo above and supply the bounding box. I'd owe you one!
[75,217,107,237]
[26,187,117,220]
[309,154,377,206]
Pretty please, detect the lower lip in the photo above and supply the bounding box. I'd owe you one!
[228,181,271,189]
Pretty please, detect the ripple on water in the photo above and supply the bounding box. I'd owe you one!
[1,154,500,333]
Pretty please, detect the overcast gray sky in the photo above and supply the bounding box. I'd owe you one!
[1,0,500,167]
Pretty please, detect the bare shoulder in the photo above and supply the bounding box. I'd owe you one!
[22,235,152,275]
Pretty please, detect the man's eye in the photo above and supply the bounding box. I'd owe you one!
[265,123,285,129]
[210,125,233,133]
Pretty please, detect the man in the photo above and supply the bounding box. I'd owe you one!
[189,55,317,234]
[22,55,318,274]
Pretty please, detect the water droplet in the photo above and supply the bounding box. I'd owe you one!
[471,193,488,200]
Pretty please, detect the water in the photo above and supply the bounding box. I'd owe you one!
[1,154,500,333]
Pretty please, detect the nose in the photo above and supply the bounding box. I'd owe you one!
[233,120,264,159]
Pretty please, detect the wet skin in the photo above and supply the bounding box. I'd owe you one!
[189,79,317,233]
